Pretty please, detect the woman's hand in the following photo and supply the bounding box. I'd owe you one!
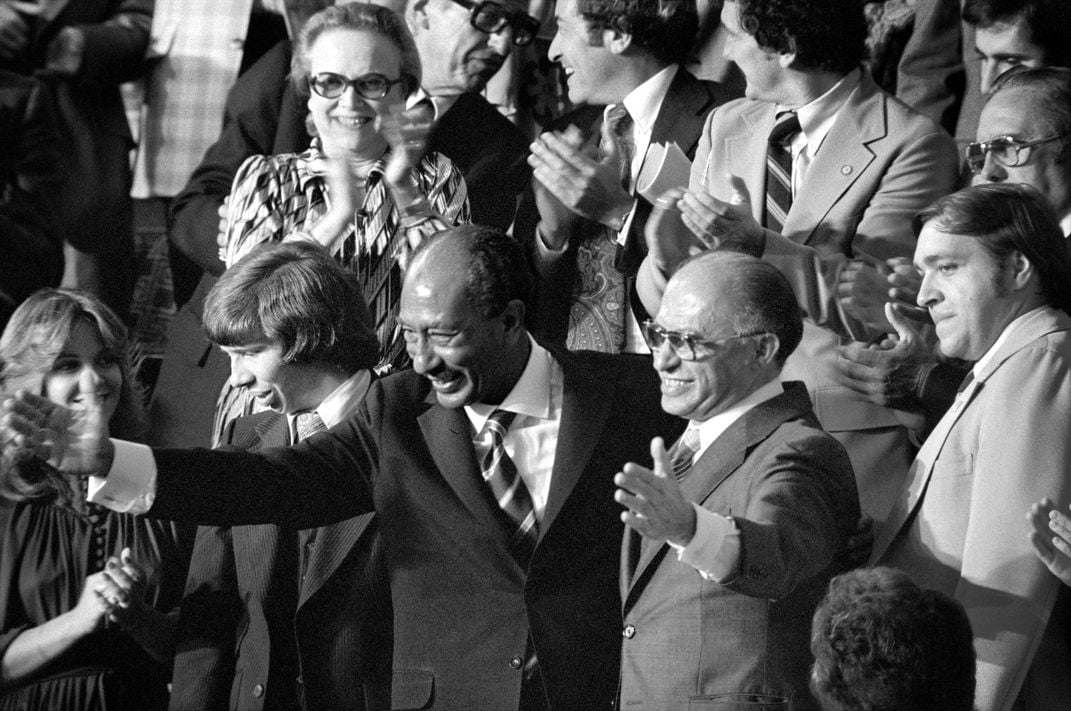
[380,102,434,195]
[70,571,118,635]
[101,548,150,631]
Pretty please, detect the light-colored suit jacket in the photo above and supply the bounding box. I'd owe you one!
[619,382,860,711]
[871,307,1071,711]
[642,70,959,527]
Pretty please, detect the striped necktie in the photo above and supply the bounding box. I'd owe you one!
[669,427,701,480]
[479,409,538,563]
[296,411,327,442]
[606,104,635,191]
[764,111,801,233]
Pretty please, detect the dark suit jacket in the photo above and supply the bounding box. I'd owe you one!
[515,67,727,347]
[150,348,683,711]
[170,411,391,711]
[619,382,860,711]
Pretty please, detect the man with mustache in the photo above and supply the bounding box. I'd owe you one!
[2,225,681,711]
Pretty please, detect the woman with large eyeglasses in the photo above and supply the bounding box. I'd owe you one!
[220,3,470,374]
[214,2,470,441]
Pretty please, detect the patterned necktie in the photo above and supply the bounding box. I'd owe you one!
[605,104,635,191]
[764,111,801,233]
[479,409,538,563]
[295,411,327,442]
[668,427,701,480]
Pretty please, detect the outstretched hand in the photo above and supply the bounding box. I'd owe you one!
[614,437,696,546]
[1,370,113,478]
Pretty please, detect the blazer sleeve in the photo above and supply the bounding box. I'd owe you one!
[722,433,858,600]
[956,344,1071,711]
[68,0,153,86]
[171,525,241,710]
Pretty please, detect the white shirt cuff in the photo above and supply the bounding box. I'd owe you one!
[535,222,569,258]
[86,439,157,514]
[669,502,741,582]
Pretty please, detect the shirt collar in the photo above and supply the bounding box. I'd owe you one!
[782,68,860,157]
[466,335,554,434]
[285,369,373,438]
[690,377,784,456]
[622,64,679,135]
[970,305,1047,377]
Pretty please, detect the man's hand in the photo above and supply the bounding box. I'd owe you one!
[614,437,697,547]
[643,188,706,276]
[528,120,634,231]
[102,548,150,629]
[1029,498,1071,587]
[1,370,113,477]
[837,302,934,410]
[0,3,31,62]
[678,175,764,258]
[839,257,927,331]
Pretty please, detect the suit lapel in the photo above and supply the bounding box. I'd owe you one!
[649,69,717,158]
[722,105,772,221]
[624,384,811,608]
[541,357,614,538]
[299,513,375,608]
[416,393,514,547]
[784,76,884,243]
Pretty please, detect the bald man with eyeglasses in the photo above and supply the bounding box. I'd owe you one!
[615,250,859,711]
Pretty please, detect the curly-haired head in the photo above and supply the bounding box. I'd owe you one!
[574,0,699,65]
[810,567,976,711]
[728,0,866,74]
[0,289,146,505]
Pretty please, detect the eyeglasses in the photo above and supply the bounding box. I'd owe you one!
[449,0,541,47]
[965,134,1066,173]
[642,321,767,361]
[308,72,408,100]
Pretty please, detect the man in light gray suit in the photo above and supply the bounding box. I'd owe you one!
[615,251,860,710]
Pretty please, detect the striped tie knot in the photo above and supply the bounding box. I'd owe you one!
[769,111,801,146]
[669,427,702,480]
[296,411,327,441]
[479,409,538,563]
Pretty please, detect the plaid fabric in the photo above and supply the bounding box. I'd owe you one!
[131,0,254,197]
[209,144,469,444]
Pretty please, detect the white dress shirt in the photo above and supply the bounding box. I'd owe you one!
[669,378,785,581]
[465,337,563,521]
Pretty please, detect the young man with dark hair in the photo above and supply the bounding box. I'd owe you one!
[169,241,391,711]
[522,0,729,353]
[963,0,1071,95]
[638,0,958,534]
[870,184,1071,710]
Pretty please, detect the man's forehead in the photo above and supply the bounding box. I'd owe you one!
[976,17,1043,58]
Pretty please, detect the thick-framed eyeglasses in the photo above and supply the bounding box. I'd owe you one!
[965,134,1067,173]
[449,0,541,46]
[308,72,408,100]
[642,321,767,361]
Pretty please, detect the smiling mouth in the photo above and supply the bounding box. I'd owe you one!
[334,116,373,127]
[660,376,691,391]
[427,371,464,392]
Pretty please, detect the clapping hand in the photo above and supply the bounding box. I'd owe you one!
[678,175,764,258]
[1029,498,1071,587]
[101,548,151,631]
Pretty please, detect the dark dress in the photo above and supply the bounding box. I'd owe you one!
[0,497,191,710]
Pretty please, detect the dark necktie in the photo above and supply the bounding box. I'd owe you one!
[295,411,327,441]
[764,111,801,233]
[668,428,701,480]
[606,104,635,192]
[479,409,538,563]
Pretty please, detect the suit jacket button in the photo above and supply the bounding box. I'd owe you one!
[622,624,636,639]
[252,684,264,698]
[509,656,523,670]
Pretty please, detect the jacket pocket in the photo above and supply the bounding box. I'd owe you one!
[392,669,434,710]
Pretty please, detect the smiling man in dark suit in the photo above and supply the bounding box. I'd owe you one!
[615,251,859,710]
[6,225,681,711]
[169,241,390,711]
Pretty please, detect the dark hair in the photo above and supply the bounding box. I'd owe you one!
[204,241,381,372]
[729,0,866,74]
[810,567,976,711]
[914,184,1071,314]
[963,0,1071,68]
[576,0,699,65]
[686,251,804,365]
[409,224,534,317]
[291,1,422,98]
[992,67,1071,166]
[0,289,146,504]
